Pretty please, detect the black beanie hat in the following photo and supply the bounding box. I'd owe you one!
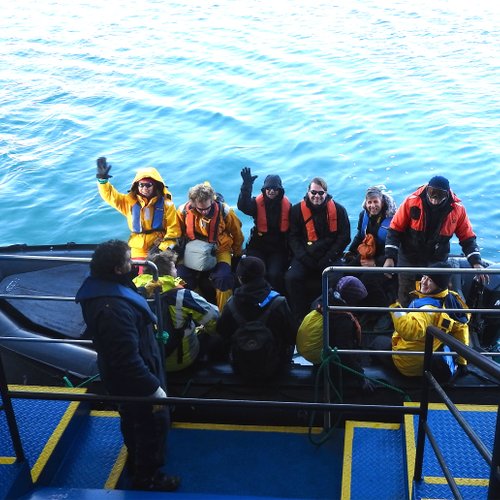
[426,262,452,291]
[236,256,266,284]
[428,175,450,192]
[335,276,368,306]
[262,175,283,191]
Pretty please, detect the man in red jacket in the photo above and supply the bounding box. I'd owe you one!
[383,176,486,306]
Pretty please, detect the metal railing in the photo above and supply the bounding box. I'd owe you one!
[0,254,163,467]
[0,256,499,499]
[322,264,500,499]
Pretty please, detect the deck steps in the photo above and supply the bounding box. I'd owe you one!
[2,386,498,499]
[405,403,496,500]
[341,403,497,500]
[341,421,408,499]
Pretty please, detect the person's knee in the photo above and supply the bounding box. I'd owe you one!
[210,262,234,291]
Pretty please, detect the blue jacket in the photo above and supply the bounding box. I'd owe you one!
[76,276,165,397]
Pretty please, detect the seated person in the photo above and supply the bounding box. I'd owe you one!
[297,276,368,388]
[238,167,291,294]
[134,249,219,372]
[344,185,398,326]
[376,263,470,382]
[216,256,296,382]
[285,177,350,325]
[176,182,244,311]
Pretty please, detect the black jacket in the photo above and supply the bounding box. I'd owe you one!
[76,275,165,397]
[216,277,296,359]
[238,184,289,253]
[288,195,351,269]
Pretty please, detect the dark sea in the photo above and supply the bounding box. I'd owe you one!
[1,0,499,261]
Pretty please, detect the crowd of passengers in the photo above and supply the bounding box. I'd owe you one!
[77,159,489,493]
[95,157,488,385]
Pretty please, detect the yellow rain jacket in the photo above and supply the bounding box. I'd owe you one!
[390,287,470,377]
[134,273,219,372]
[177,200,244,265]
[98,167,181,258]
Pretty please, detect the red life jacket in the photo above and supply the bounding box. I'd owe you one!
[184,201,222,243]
[255,194,291,233]
[300,199,337,242]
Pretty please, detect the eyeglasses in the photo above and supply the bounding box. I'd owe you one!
[427,187,447,201]
[195,203,213,214]
[138,182,154,188]
[309,190,325,196]
[265,187,280,191]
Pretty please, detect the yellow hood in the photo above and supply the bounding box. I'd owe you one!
[131,167,172,198]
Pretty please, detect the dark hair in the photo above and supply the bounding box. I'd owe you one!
[90,240,130,278]
[131,179,162,197]
[308,177,328,191]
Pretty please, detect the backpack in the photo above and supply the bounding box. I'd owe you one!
[227,297,284,383]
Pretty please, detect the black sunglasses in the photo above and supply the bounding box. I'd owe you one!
[309,190,325,196]
[138,182,154,188]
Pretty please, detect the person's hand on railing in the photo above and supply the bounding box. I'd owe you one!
[472,262,490,285]
[383,257,395,279]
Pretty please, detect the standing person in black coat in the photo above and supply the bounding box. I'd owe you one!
[75,240,180,492]
[238,167,291,294]
[216,256,296,379]
[285,177,351,324]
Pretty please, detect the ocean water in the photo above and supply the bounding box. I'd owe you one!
[1,0,499,260]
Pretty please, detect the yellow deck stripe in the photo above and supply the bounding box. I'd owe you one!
[341,421,401,500]
[8,385,88,483]
[404,402,498,499]
[172,422,323,434]
[105,445,127,489]
[424,476,489,486]
[0,457,16,464]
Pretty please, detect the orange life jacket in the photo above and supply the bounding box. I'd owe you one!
[184,201,222,243]
[255,194,291,233]
[300,199,337,242]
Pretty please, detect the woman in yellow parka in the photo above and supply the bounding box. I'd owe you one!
[96,157,181,259]
[389,262,470,381]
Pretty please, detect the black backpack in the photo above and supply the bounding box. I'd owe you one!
[227,297,284,383]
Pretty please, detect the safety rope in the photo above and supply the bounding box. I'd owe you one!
[308,346,412,446]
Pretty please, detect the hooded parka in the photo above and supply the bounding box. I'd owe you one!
[390,286,470,377]
[98,167,181,258]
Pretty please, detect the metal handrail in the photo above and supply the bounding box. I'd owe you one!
[0,254,163,465]
[322,264,500,498]
[414,326,500,499]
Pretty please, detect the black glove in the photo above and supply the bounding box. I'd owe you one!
[240,167,258,185]
[96,157,112,179]
[456,364,469,377]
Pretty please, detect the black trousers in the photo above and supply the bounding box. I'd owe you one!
[119,402,170,479]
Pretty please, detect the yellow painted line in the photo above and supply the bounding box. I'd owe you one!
[424,476,489,486]
[11,387,89,483]
[172,422,323,434]
[404,402,498,413]
[340,421,400,500]
[341,421,355,500]
[404,411,417,500]
[90,410,119,418]
[403,402,497,499]
[0,457,16,464]
[105,445,128,489]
